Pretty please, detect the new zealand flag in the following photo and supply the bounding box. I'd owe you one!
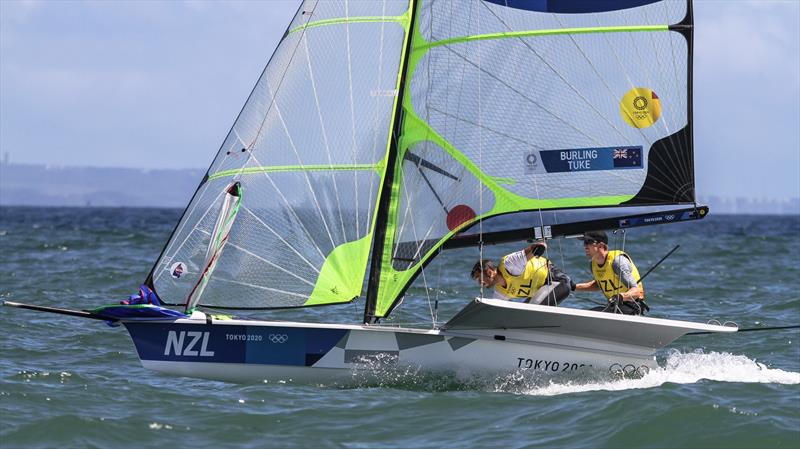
[612,146,642,168]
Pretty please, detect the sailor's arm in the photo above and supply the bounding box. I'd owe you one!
[617,285,643,302]
[523,241,547,260]
[613,256,644,301]
[574,280,598,291]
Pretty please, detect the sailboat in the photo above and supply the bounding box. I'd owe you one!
[6,0,737,384]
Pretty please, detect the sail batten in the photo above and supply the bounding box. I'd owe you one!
[417,24,669,51]
[208,164,380,181]
[288,14,409,35]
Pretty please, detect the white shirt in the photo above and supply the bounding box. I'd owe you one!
[501,250,528,276]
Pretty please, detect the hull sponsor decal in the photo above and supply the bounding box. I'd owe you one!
[516,358,591,372]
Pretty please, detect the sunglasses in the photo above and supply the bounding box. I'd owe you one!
[582,240,597,246]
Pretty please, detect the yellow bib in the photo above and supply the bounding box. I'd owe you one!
[496,256,549,298]
[591,250,644,300]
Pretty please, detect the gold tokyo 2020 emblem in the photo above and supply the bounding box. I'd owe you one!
[620,88,661,128]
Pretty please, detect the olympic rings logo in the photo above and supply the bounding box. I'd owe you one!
[609,363,650,377]
[268,334,289,344]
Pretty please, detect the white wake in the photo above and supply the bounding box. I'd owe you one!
[517,350,800,396]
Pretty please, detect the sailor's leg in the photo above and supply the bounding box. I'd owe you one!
[551,281,571,305]
[599,301,619,313]
[596,298,625,314]
[614,301,646,315]
[526,282,570,306]
[526,284,554,305]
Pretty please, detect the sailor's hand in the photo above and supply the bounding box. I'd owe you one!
[529,241,547,257]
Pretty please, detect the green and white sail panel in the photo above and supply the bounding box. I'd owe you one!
[370,0,694,317]
[150,1,412,309]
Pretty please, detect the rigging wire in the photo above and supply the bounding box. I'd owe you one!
[476,0,486,301]
[687,325,800,336]
[418,254,437,328]
[434,247,443,326]
[530,162,551,305]
[430,321,800,335]
[608,229,621,313]
[414,0,438,329]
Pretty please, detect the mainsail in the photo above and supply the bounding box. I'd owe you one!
[365,0,694,320]
[145,0,695,321]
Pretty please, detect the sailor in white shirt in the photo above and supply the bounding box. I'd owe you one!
[471,242,573,305]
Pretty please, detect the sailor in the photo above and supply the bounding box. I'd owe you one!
[575,230,648,315]
[471,241,573,305]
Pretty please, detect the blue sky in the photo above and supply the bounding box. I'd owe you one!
[1,0,798,200]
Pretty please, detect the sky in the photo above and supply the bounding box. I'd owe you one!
[1,0,798,201]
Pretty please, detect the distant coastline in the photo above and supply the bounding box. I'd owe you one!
[1,162,797,214]
[0,162,203,208]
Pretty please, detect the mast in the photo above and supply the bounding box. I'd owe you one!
[363,0,418,324]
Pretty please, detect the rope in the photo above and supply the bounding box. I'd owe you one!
[687,325,800,336]
[477,4,485,300]
[434,249,443,327]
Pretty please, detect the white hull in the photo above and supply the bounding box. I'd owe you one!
[139,331,655,384]
[124,299,736,384]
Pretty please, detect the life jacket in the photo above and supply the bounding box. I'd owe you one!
[591,250,644,300]
[496,256,549,298]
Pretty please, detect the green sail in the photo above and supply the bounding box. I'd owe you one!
[368,0,691,318]
[151,1,412,309]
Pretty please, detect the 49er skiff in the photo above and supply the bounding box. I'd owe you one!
[5,0,738,384]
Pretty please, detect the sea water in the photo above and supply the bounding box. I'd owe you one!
[0,207,798,448]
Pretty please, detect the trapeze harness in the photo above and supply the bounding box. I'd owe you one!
[495,255,549,299]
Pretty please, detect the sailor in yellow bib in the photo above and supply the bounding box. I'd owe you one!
[471,242,573,306]
[575,230,648,315]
